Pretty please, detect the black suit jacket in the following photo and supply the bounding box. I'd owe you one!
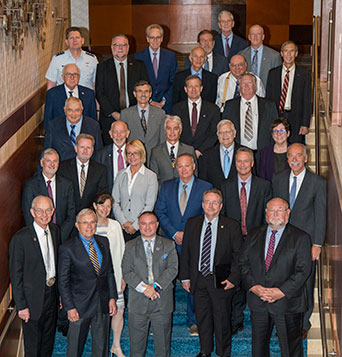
[184,52,229,77]
[94,144,115,194]
[172,68,218,105]
[58,234,117,319]
[22,173,76,242]
[180,214,243,294]
[221,174,272,233]
[239,224,312,314]
[213,33,248,63]
[171,100,220,153]
[9,223,60,320]
[58,158,108,214]
[222,96,278,151]
[199,143,240,188]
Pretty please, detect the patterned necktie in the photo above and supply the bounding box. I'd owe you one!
[47,180,56,223]
[80,164,86,197]
[70,124,76,145]
[88,240,100,274]
[153,52,158,79]
[191,102,198,136]
[200,222,212,277]
[204,59,209,71]
[145,240,154,284]
[225,37,230,58]
[117,149,124,171]
[170,145,176,168]
[119,62,126,110]
[244,101,253,141]
[234,81,240,98]
[240,182,247,235]
[223,149,231,179]
[179,184,187,215]
[265,230,277,271]
[251,50,258,75]
[141,109,147,135]
[69,91,73,97]
[289,176,297,209]
[279,69,290,113]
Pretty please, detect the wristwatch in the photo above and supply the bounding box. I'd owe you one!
[153,283,161,293]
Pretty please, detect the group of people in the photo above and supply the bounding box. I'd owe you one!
[8,9,326,357]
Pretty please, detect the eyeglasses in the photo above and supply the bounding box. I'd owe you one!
[126,152,140,157]
[148,36,162,40]
[112,43,128,48]
[135,89,151,94]
[272,129,287,134]
[230,63,245,68]
[203,200,221,206]
[66,108,82,113]
[64,72,80,77]
[34,208,54,216]
[218,130,234,135]
[78,221,97,225]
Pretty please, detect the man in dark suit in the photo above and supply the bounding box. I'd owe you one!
[266,41,311,144]
[44,63,97,129]
[155,153,213,335]
[213,10,248,63]
[272,143,326,337]
[150,115,197,186]
[43,97,103,162]
[134,24,178,114]
[58,208,117,356]
[223,73,278,152]
[199,119,240,188]
[95,34,148,144]
[239,197,312,356]
[10,195,60,356]
[180,189,243,357]
[172,47,218,105]
[172,75,220,159]
[58,134,108,214]
[94,120,130,194]
[122,211,178,356]
[184,30,229,77]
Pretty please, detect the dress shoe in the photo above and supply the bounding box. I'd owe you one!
[111,347,125,357]
[189,324,199,336]
[301,328,308,340]
[57,324,69,337]
[196,353,211,357]
[231,323,244,336]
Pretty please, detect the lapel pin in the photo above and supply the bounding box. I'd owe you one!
[221,225,224,229]
[33,237,37,241]
[81,92,84,95]
[156,247,160,251]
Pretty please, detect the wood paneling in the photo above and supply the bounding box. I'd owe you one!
[289,0,313,25]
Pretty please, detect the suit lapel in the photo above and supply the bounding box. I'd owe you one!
[75,235,96,274]
[70,159,81,199]
[268,226,288,271]
[94,235,106,274]
[49,224,59,264]
[256,97,265,149]
[30,225,46,269]
[152,236,163,277]
[293,170,308,209]
[135,107,146,138]
[214,216,225,264]
[147,107,156,138]
[257,226,268,271]
[247,176,257,214]
[196,102,208,138]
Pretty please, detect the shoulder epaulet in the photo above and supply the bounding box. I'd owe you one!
[55,51,65,57]
[85,51,95,57]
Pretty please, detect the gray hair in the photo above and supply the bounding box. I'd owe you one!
[40,148,59,160]
[76,208,97,223]
[31,195,53,209]
[217,119,235,132]
[218,10,234,22]
[164,115,183,131]
[146,24,164,37]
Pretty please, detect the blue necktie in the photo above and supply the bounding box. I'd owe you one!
[70,124,76,145]
[223,149,231,178]
[289,176,297,209]
[204,59,209,71]
[251,50,258,75]
[234,81,240,98]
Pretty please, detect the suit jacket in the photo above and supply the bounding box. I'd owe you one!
[122,235,178,314]
[43,115,103,162]
[199,142,240,188]
[266,65,311,143]
[134,47,178,114]
[120,105,166,162]
[150,141,197,186]
[172,68,218,105]
[171,100,220,153]
[239,224,312,314]
[180,214,242,294]
[221,174,272,233]
[58,158,108,214]
[94,144,116,193]
[184,52,229,78]
[22,173,76,242]
[58,234,117,319]
[155,177,213,238]
[222,96,278,151]
[213,33,248,63]
[272,169,326,246]
[44,84,97,129]
[239,45,282,86]
[9,223,60,320]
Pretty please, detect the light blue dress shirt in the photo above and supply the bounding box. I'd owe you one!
[79,234,103,267]
[264,225,286,260]
[66,116,83,138]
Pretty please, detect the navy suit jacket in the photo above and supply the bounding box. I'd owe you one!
[213,33,248,63]
[43,115,103,162]
[134,47,178,114]
[184,52,229,77]
[44,84,97,129]
[155,177,213,239]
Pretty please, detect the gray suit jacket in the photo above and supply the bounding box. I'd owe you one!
[120,105,166,163]
[149,141,197,186]
[113,166,158,230]
[239,45,282,86]
[122,235,178,314]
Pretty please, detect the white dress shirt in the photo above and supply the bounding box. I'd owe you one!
[166,141,179,157]
[64,84,79,98]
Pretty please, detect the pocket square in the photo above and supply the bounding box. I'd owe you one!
[162,253,168,260]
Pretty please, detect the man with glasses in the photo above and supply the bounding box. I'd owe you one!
[44,63,97,129]
[134,24,178,114]
[96,34,148,145]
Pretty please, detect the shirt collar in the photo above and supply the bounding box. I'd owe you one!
[241,95,257,104]
[190,67,203,77]
[290,167,306,179]
[149,47,160,56]
[125,164,146,175]
[42,173,56,183]
[220,142,235,154]
[180,175,194,186]
[188,97,202,106]
[76,157,89,167]
[79,233,95,245]
[142,236,156,244]
[204,215,219,224]
[282,64,295,72]
[33,221,49,236]
[238,173,252,185]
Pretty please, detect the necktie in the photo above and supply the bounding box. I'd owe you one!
[145,240,154,284]
[289,176,297,209]
[200,222,212,277]
[225,37,230,58]
[80,164,86,197]
[251,50,258,75]
[191,102,198,136]
[179,184,187,215]
[223,149,231,179]
[141,109,147,135]
[234,81,240,98]
[69,91,73,97]
[88,240,100,274]
[279,69,290,113]
[44,230,51,273]
[240,182,247,235]
[265,230,277,271]
[153,52,158,79]
[117,149,124,171]
[70,124,76,145]
[47,180,56,223]
[244,101,253,141]
[119,62,126,110]
[170,145,176,168]
[204,59,209,71]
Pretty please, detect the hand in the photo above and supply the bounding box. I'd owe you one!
[67,308,80,322]
[182,281,190,293]
[142,284,160,300]
[123,221,136,235]
[121,278,126,292]
[59,296,63,310]
[18,308,30,323]
[174,231,184,245]
[195,150,202,159]
[150,100,165,109]
[109,299,117,316]
[299,126,309,135]
[312,245,321,261]
[250,284,268,299]
[221,279,235,290]
[112,112,121,120]
[262,288,285,303]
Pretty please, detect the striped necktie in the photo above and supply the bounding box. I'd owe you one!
[265,230,277,271]
[244,101,253,141]
[80,164,86,197]
[88,240,100,274]
[279,69,290,112]
[70,124,76,145]
[200,222,212,277]
[145,240,154,284]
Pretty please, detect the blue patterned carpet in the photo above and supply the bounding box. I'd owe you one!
[53,282,307,356]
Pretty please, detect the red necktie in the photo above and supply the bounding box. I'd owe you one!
[265,230,277,271]
[191,102,198,136]
[117,149,124,171]
[225,37,230,58]
[240,182,247,235]
[279,69,290,113]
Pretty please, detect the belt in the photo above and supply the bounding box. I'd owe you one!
[46,277,56,287]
